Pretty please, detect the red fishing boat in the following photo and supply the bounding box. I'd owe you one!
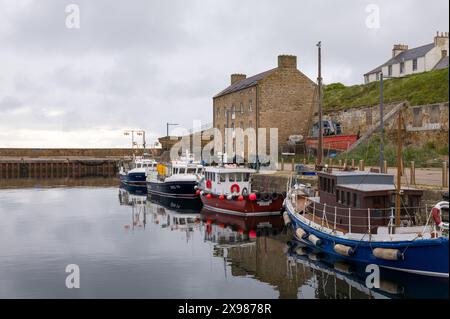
[197,165,285,216]
[306,120,358,153]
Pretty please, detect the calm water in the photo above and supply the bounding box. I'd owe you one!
[0,180,447,299]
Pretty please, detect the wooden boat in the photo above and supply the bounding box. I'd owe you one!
[283,169,449,278]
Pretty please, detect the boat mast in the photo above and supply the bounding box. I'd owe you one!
[317,41,324,166]
[395,108,402,226]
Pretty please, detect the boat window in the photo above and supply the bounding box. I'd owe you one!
[236,173,242,182]
[136,164,142,168]
[331,179,335,194]
[336,190,340,202]
[346,192,351,206]
[180,168,186,174]
[220,174,226,182]
[243,173,249,182]
[352,193,357,207]
[187,168,196,174]
[229,173,236,182]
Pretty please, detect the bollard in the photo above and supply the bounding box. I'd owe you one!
[359,159,365,171]
[443,161,448,188]
[383,160,388,174]
[410,161,415,185]
[351,159,355,169]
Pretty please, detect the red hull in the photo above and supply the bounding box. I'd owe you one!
[306,135,358,152]
[201,209,284,232]
[200,194,284,216]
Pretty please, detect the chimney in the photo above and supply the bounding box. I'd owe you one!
[230,74,246,85]
[434,31,449,47]
[392,44,408,57]
[278,54,297,69]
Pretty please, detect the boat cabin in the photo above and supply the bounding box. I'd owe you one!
[311,169,424,233]
[317,170,423,210]
[202,166,255,196]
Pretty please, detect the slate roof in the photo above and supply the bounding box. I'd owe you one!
[214,68,276,98]
[364,43,435,76]
[433,55,449,70]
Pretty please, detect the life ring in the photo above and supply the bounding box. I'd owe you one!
[431,201,449,229]
[206,180,212,189]
[242,187,249,196]
[230,184,240,194]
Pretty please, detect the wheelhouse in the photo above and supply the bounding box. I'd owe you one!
[202,166,255,196]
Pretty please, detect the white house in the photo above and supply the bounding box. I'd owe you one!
[364,31,449,83]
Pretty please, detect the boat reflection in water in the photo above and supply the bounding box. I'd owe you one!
[115,187,447,299]
[287,239,449,299]
[118,186,148,230]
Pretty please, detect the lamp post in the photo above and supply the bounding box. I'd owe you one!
[124,130,146,149]
[379,72,395,173]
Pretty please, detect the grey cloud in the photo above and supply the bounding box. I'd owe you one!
[0,0,448,147]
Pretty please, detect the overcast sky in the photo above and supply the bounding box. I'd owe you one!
[0,0,448,148]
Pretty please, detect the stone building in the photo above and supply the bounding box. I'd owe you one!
[364,31,449,83]
[213,55,316,161]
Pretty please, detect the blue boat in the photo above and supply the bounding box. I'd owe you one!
[287,240,449,299]
[283,170,449,278]
[119,154,157,192]
[146,154,203,201]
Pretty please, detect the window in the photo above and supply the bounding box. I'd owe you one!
[187,168,196,174]
[412,107,423,127]
[232,105,236,118]
[136,164,142,168]
[240,102,243,114]
[228,173,235,182]
[331,179,335,194]
[220,174,226,182]
[248,99,253,112]
[336,189,340,202]
[179,168,186,174]
[442,50,447,58]
[412,59,418,71]
[364,75,369,84]
[346,192,351,206]
[430,104,440,124]
[243,173,249,182]
[400,62,405,74]
[236,173,242,182]
[352,193,357,207]
[388,65,392,76]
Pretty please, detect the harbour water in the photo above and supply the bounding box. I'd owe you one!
[0,179,447,299]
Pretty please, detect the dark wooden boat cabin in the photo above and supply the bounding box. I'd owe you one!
[311,169,423,233]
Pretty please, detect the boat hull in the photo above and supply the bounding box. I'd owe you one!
[201,194,284,217]
[285,201,449,278]
[120,172,147,192]
[147,180,199,199]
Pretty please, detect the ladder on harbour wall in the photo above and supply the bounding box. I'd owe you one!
[343,101,407,154]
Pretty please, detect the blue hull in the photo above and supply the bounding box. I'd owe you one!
[120,172,147,192]
[287,240,449,299]
[286,205,449,278]
[147,180,199,200]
